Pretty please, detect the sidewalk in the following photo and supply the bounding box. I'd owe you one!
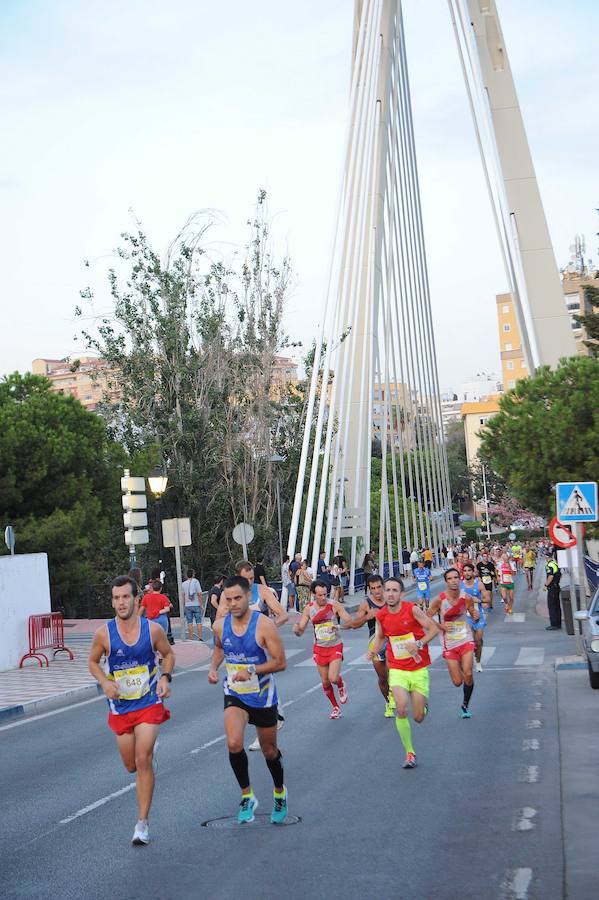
[0,619,211,722]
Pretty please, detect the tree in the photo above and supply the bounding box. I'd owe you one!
[0,373,127,604]
[468,457,507,506]
[479,357,599,516]
[444,420,470,507]
[77,193,301,580]
[574,284,599,357]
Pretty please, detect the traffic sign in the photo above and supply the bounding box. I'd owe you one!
[162,518,192,548]
[4,525,15,555]
[232,522,255,546]
[548,517,577,549]
[556,481,598,523]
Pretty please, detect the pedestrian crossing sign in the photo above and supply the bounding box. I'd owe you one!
[556,481,598,523]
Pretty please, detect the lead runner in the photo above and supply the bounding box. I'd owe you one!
[368,576,439,769]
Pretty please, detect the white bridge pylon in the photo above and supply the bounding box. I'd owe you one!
[287,0,454,588]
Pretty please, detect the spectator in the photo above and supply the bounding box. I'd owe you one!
[333,549,349,601]
[253,553,268,587]
[423,547,433,571]
[207,575,224,625]
[281,555,292,611]
[139,580,171,634]
[544,554,562,631]
[410,548,420,579]
[402,548,411,579]
[362,551,375,586]
[295,560,312,613]
[182,568,203,641]
[146,566,174,643]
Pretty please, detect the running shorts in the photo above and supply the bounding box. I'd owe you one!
[108,703,170,735]
[442,641,475,661]
[388,667,430,697]
[502,583,514,591]
[223,695,278,728]
[313,643,344,667]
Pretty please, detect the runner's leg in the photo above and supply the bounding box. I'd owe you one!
[116,731,137,773]
[445,658,463,687]
[410,690,428,724]
[391,685,414,753]
[317,663,338,709]
[225,706,251,791]
[373,658,389,700]
[461,651,474,713]
[132,722,160,821]
[257,725,284,791]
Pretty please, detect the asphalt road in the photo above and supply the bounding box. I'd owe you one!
[1,572,575,900]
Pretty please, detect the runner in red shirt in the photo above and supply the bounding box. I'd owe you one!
[139,581,172,633]
[427,567,478,719]
[293,579,353,718]
[368,577,439,768]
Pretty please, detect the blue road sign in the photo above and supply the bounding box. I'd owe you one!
[556,481,598,523]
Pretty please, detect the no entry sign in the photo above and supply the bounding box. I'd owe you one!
[548,516,579,549]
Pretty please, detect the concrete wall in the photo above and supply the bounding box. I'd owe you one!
[0,554,52,671]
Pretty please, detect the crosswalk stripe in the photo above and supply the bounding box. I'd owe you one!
[515,647,544,667]
[284,648,304,659]
[506,613,526,623]
[429,646,442,662]
[482,646,496,664]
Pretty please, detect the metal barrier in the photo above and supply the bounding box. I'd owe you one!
[19,613,74,668]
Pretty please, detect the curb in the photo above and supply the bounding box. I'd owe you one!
[0,682,103,723]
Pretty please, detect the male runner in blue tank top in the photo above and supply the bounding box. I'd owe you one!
[88,575,174,846]
[209,575,288,824]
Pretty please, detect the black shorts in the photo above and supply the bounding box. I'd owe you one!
[224,694,278,728]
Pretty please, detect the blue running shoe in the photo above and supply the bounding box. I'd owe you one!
[238,793,258,824]
[270,786,288,824]
[460,705,472,719]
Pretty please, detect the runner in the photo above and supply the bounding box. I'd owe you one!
[476,550,497,609]
[427,567,478,718]
[208,575,288,824]
[523,544,536,591]
[414,559,432,610]
[216,561,288,750]
[498,551,516,614]
[293,579,353,718]
[88,575,174,846]
[351,574,395,717]
[368,577,439,769]
[511,541,523,571]
[461,563,486,672]
[139,579,172,634]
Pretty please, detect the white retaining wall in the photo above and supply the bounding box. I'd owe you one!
[0,553,52,671]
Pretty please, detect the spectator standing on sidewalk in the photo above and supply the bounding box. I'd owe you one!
[139,581,172,635]
[423,547,433,571]
[208,575,224,625]
[402,548,411,580]
[254,553,268,587]
[182,568,203,641]
[544,555,562,631]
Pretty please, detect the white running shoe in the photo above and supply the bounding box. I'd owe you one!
[475,662,482,673]
[131,820,150,845]
[248,736,261,751]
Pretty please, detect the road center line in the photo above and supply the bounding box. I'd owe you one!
[60,783,136,824]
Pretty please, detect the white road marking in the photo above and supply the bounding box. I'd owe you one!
[526,719,542,729]
[283,648,304,659]
[515,647,544,667]
[60,783,136,824]
[481,645,496,664]
[513,807,537,831]
[529,701,542,711]
[0,694,104,732]
[518,766,540,783]
[500,868,533,899]
[505,613,526,623]
[522,739,540,751]
[190,735,226,755]
[428,646,442,662]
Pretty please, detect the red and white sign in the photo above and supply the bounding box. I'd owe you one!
[548,516,578,549]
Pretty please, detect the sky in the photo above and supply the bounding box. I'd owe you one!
[1,0,597,393]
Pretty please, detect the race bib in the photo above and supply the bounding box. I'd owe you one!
[417,581,428,592]
[502,572,513,585]
[314,622,337,643]
[390,633,415,660]
[226,663,260,694]
[482,575,492,584]
[114,665,150,701]
[445,620,468,643]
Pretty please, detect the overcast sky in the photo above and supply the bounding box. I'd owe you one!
[1,0,597,393]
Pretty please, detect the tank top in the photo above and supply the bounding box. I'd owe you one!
[366,595,388,655]
[104,617,161,715]
[415,568,431,594]
[309,601,342,648]
[439,591,473,651]
[221,610,277,708]
[376,602,430,671]
[499,562,514,585]
[460,577,482,601]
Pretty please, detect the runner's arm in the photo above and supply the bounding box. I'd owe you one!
[426,596,446,629]
[255,617,286,675]
[261,585,289,626]
[151,623,174,697]
[366,620,385,659]
[334,600,354,628]
[350,600,371,628]
[208,623,224,683]
[464,596,480,621]
[293,605,311,636]
[88,629,119,699]
[412,605,439,644]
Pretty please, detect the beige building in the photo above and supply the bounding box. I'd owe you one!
[495,293,529,391]
[561,271,599,356]
[461,398,501,471]
[32,357,121,411]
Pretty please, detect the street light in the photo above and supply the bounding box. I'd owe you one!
[148,465,168,566]
[269,453,285,566]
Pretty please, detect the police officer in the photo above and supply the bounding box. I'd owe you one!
[544,553,562,630]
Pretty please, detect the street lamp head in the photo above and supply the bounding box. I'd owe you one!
[148,465,168,498]
[269,453,285,463]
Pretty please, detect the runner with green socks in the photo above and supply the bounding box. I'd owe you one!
[351,574,395,717]
[367,577,439,768]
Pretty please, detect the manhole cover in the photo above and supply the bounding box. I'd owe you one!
[201,814,301,829]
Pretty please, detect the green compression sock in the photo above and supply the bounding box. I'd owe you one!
[395,715,414,754]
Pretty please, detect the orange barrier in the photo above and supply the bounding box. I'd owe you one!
[19,613,74,668]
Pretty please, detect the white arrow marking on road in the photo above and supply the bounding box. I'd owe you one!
[515,648,544,666]
[518,766,540,783]
[513,807,537,831]
[522,739,540,751]
[526,720,542,729]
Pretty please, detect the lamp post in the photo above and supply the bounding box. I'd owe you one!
[269,453,285,566]
[481,463,491,540]
[148,465,169,567]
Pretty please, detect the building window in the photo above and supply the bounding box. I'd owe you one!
[503,323,511,333]
[505,343,512,351]
[479,417,487,425]
[502,304,510,313]
[508,380,516,389]
[506,361,514,370]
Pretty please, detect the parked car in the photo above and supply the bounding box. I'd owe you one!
[574,587,599,689]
